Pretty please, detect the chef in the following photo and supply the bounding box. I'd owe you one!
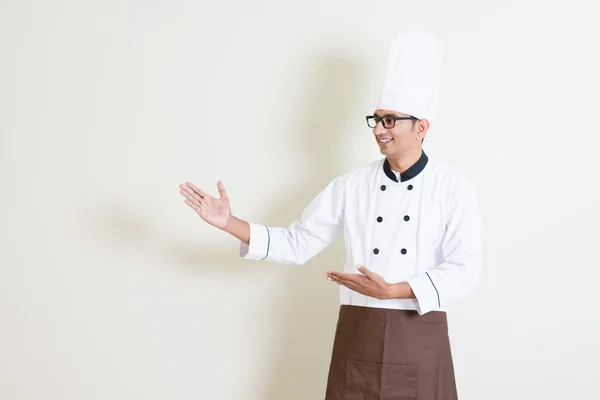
[179,31,482,400]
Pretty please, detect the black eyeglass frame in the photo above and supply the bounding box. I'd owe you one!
[365,114,419,129]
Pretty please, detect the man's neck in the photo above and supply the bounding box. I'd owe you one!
[386,147,423,174]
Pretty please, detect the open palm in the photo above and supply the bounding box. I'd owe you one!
[179,180,231,229]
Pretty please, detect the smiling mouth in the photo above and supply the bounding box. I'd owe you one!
[377,137,393,145]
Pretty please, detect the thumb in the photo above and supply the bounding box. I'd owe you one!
[356,264,372,277]
[217,180,229,201]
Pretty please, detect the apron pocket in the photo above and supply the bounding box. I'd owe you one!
[344,359,418,399]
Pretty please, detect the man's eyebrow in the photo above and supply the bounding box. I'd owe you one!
[373,112,399,118]
[373,112,389,117]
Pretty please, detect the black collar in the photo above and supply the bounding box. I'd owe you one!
[383,150,429,182]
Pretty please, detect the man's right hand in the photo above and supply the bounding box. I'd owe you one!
[179,180,232,230]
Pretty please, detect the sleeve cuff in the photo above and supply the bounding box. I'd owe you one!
[239,223,271,261]
[407,272,441,315]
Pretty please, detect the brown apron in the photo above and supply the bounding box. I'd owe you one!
[324,305,458,400]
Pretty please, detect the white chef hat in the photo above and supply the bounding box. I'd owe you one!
[377,31,443,123]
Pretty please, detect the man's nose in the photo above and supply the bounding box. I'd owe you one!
[374,121,388,135]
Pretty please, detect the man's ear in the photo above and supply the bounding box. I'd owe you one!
[416,119,430,139]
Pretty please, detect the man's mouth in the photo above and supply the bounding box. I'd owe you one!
[377,137,393,145]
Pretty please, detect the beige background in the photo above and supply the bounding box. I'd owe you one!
[2,1,599,399]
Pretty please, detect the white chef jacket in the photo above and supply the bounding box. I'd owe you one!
[239,150,482,315]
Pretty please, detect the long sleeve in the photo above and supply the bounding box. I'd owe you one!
[407,177,482,315]
[239,175,345,265]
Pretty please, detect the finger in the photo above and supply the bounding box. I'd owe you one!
[217,180,228,202]
[180,184,202,203]
[326,272,346,284]
[185,181,207,199]
[184,199,199,212]
[327,271,352,279]
[356,264,375,279]
[329,273,363,287]
[327,274,345,285]
[333,278,361,293]
[185,198,206,217]
[335,277,369,295]
[180,188,201,206]
[326,274,363,292]
[327,271,360,284]
[326,272,374,296]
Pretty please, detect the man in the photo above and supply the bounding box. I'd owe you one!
[179,31,481,399]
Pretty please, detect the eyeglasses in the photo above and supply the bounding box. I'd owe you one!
[366,114,418,129]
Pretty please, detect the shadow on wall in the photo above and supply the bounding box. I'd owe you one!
[256,53,363,400]
[83,53,364,400]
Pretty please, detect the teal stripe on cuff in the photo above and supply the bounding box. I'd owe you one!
[261,225,270,261]
[425,272,440,307]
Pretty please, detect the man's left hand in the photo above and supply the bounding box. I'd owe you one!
[325,265,393,300]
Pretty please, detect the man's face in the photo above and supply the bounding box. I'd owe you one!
[372,109,423,156]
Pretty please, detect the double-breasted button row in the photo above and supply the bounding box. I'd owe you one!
[373,248,408,255]
[376,215,410,223]
[380,184,414,191]
[375,181,414,256]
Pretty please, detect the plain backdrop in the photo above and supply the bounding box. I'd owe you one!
[2,1,599,399]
